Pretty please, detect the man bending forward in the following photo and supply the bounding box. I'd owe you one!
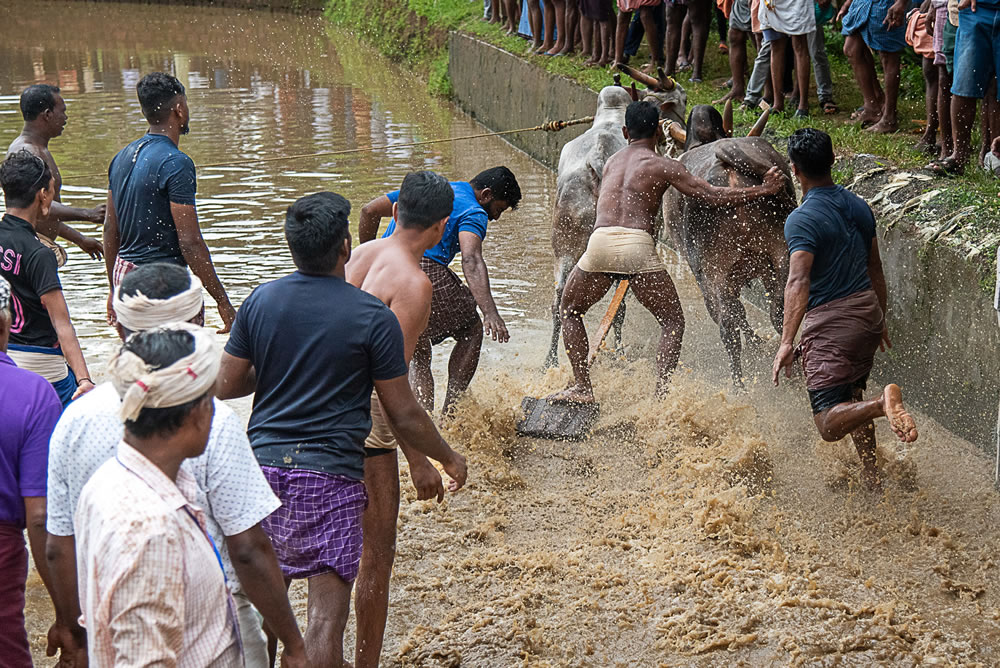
[551,100,785,403]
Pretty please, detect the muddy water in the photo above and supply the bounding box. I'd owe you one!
[7,1,1000,666]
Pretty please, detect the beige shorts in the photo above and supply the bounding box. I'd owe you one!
[577,226,665,276]
[365,391,397,455]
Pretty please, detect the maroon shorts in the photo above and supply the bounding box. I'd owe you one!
[0,523,31,668]
[421,257,481,345]
[260,467,368,582]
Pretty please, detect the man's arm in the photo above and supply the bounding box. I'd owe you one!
[667,160,786,207]
[103,191,120,326]
[458,231,509,343]
[772,250,813,385]
[374,375,468,490]
[225,526,306,667]
[39,289,93,398]
[170,202,236,334]
[51,216,104,260]
[358,195,394,243]
[45,534,87,665]
[25,497,55,599]
[217,352,257,399]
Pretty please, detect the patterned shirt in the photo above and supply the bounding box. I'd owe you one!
[47,382,279,593]
[75,441,242,667]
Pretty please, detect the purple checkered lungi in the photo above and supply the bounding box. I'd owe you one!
[260,467,368,582]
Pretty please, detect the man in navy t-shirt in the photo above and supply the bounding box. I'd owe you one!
[772,128,917,491]
[358,166,522,413]
[103,72,236,333]
[218,191,466,667]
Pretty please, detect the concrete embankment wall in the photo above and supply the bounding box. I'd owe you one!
[449,31,1000,455]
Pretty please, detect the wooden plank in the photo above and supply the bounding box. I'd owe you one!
[587,279,629,366]
[515,397,601,441]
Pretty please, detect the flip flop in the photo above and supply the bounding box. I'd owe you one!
[821,100,838,114]
[926,157,965,176]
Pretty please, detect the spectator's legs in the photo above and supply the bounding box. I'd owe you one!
[679,13,692,68]
[538,0,557,51]
[917,57,940,152]
[687,0,711,81]
[623,10,644,59]
[664,0,687,74]
[809,25,834,106]
[598,17,613,65]
[843,34,883,125]
[791,33,810,113]
[937,64,954,159]
[581,11,595,63]
[744,37,771,106]
[484,0,494,21]
[614,9,633,66]
[868,50,901,132]
[981,78,999,166]
[715,6,727,46]
[504,0,521,33]
[557,0,579,54]
[948,94,980,168]
[305,573,353,667]
[641,4,666,67]
[719,27,748,103]
[769,36,789,112]
[547,0,568,53]
[528,0,544,49]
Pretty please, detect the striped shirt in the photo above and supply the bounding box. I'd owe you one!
[74,441,242,668]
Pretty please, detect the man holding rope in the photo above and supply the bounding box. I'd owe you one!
[359,166,521,413]
[103,72,236,333]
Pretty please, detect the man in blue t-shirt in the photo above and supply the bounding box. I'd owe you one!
[772,128,917,492]
[358,166,522,413]
[218,191,467,667]
[103,72,236,333]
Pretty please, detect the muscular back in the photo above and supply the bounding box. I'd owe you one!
[595,144,674,236]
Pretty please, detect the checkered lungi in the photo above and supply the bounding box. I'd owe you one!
[260,467,368,582]
[421,257,481,345]
[112,255,138,287]
[841,0,906,53]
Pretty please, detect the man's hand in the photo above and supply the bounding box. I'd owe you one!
[772,342,797,386]
[836,0,854,21]
[762,167,786,195]
[991,136,1000,157]
[217,300,237,334]
[879,324,892,352]
[75,236,104,260]
[884,0,907,28]
[409,456,446,502]
[47,621,87,668]
[442,451,468,492]
[483,312,509,342]
[279,644,309,668]
[958,0,975,10]
[106,291,117,327]
[72,379,95,400]
[87,204,107,224]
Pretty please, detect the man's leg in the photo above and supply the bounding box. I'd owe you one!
[664,0,687,75]
[918,56,940,151]
[528,0,543,48]
[628,271,684,396]
[614,9,633,66]
[791,33,811,113]
[550,267,615,402]
[724,28,748,102]
[686,0,711,81]
[938,64,954,158]
[948,94,980,168]
[305,572,353,667]
[868,50,901,133]
[443,316,484,413]
[769,36,789,113]
[843,34,883,125]
[640,4,666,66]
[814,383,917,443]
[558,0,579,53]
[539,0,557,51]
[744,38,771,106]
[547,0,568,54]
[411,335,435,412]
[809,24,834,106]
[355,451,401,668]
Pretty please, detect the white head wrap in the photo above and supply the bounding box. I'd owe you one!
[108,322,219,423]
[114,272,204,332]
[0,276,10,314]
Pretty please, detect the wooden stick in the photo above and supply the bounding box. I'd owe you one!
[588,280,630,366]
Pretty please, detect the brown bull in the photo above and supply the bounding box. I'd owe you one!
[662,104,796,387]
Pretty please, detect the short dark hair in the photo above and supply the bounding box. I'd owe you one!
[396,171,454,229]
[470,166,521,210]
[0,149,51,208]
[120,263,192,301]
[20,84,61,121]
[137,72,186,124]
[625,100,660,140]
[120,328,209,439]
[787,128,835,179]
[285,192,351,274]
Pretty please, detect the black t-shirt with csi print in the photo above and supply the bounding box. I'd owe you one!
[0,213,62,348]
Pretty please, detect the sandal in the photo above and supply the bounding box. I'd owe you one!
[821,100,838,114]
[926,157,965,176]
[792,109,810,119]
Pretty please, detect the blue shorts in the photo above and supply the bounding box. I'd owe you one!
[841,0,907,53]
[951,2,1000,100]
[52,367,77,408]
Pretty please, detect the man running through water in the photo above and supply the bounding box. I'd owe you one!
[773,128,917,491]
[550,100,786,403]
[346,171,455,668]
[6,84,104,264]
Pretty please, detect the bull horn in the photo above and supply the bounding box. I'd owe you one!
[616,63,662,90]
[723,99,733,137]
[747,107,772,137]
[665,120,687,145]
[656,66,676,91]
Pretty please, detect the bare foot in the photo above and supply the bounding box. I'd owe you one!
[713,91,736,105]
[583,57,598,67]
[882,384,918,443]
[866,118,898,134]
[545,385,596,404]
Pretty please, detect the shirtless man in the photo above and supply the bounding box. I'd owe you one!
[550,100,786,403]
[346,171,456,668]
[6,85,104,263]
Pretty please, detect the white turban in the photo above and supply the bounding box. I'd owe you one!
[114,272,205,332]
[108,322,220,422]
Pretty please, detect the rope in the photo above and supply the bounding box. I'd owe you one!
[64,116,595,180]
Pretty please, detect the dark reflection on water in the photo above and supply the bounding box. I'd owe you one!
[0,0,556,372]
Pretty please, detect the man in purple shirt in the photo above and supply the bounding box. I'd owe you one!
[0,276,62,667]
